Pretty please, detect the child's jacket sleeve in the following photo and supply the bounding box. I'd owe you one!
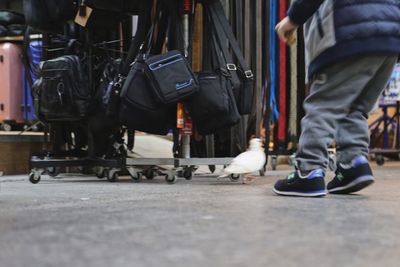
[287,0,325,25]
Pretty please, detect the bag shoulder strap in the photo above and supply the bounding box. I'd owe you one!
[206,5,240,87]
[208,0,253,79]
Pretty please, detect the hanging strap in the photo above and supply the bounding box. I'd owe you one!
[119,1,153,77]
[205,4,241,89]
[208,0,253,79]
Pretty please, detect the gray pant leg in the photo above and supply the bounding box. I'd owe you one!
[296,55,397,171]
[336,56,398,164]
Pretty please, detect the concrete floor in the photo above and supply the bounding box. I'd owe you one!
[0,161,400,267]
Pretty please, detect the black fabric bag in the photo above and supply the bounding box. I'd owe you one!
[143,50,199,104]
[187,71,240,135]
[206,0,255,115]
[7,24,26,36]
[95,59,122,110]
[84,9,129,29]
[0,10,25,26]
[33,55,91,122]
[84,0,141,14]
[186,18,240,135]
[23,0,77,32]
[0,25,7,36]
[119,57,176,135]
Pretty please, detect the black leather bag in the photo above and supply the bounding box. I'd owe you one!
[0,10,25,26]
[119,57,176,135]
[143,50,199,105]
[23,0,77,32]
[33,55,91,122]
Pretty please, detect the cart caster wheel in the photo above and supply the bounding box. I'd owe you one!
[144,169,155,180]
[29,172,41,184]
[183,168,193,180]
[107,171,118,182]
[376,155,385,166]
[208,165,216,173]
[271,156,277,171]
[96,168,106,179]
[31,124,39,132]
[165,174,177,184]
[47,167,61,177]
[229,174,241,182]
[1,123,12,132]
[131,172,143,182]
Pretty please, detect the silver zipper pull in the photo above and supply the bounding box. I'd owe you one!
[57,82,65,105]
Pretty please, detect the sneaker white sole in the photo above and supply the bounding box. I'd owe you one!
[328,175,375,194]
[272,188,327,197]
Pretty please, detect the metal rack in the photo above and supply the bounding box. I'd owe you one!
[369,101,400,166]
[28,1,245,184]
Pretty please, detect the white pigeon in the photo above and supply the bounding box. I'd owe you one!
[219,138,266,183]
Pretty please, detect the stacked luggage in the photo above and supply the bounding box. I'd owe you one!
[0,42,23,131]
[0,10,42,131]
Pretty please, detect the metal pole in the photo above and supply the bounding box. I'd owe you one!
[181,3,191,159]
[255,0,263,137]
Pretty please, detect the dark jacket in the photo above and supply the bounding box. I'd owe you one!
[288,0,400,79]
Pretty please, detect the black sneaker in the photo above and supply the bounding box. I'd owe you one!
[273,169,327,197]
[327,156,375,194]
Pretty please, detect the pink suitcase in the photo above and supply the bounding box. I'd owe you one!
[0,42,23,130]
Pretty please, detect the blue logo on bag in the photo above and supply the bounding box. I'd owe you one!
[176,79,193,90]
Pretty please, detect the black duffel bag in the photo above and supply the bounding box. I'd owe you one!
[0,10,25,26]
[23,0,77,32]
[144,50,199,105]
[119,56,176,135]
[33,55,91,122]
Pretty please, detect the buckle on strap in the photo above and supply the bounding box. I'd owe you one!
[227,64,237,71]
[245,70,254,79]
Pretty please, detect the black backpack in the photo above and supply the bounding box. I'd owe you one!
[33,55,91,122]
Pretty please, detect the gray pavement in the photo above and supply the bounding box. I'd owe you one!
[1,161,400,267]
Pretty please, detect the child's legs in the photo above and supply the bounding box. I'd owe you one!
[335,56,398,164]
[296,55,397,171]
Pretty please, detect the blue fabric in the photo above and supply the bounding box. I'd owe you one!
[269,0,279,122]
[287,0,324,25]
